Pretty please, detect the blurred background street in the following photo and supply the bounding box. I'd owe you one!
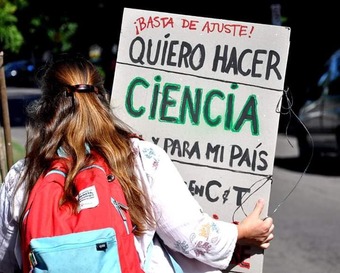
[1,1,340,273]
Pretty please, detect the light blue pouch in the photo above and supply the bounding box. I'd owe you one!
[29,227,121,273]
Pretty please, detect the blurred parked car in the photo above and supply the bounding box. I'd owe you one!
[298,49,340,157]
[0,87,41,127]
[2,60,42,126]
[4,59,38,87]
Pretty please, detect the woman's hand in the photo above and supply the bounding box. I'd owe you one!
[236,199,274,249]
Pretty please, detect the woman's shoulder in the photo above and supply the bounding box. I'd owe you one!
[131,137,167,156]
[2,159,25,193]
[0,159,26,222]
[130,137,170,172]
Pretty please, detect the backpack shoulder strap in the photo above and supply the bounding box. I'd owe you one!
[24,160,67,215]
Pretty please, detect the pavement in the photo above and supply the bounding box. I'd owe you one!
[10,127,27,147]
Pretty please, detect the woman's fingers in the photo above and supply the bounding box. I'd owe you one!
[260,242,271,249]
[251,198,265,219]
[264,233,274,242]
[261,233,274,248]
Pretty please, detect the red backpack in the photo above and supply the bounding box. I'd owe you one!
[20,150,144,273]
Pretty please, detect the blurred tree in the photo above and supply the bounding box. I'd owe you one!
[0,0,81,60]
[17,1,81,60]
[28,15,78,56]
[0,0,27,53]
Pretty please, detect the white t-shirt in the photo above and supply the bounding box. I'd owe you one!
[0,138,238,273]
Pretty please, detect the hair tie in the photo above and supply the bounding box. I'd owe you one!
[67,84,98,94]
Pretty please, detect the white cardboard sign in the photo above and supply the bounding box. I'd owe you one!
[111,8,290,273]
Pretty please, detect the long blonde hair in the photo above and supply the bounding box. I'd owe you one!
[19,53,154,235]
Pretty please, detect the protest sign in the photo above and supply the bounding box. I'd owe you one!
[111,7,290,273]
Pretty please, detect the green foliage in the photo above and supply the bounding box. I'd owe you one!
[0,0,26,53]
[27,11,79,54]
[47,22,78,53]
[0,0,79,56]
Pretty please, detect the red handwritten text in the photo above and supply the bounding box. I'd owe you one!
[134,16,174,35]
[181,19,200,30]
[202,21,255,38]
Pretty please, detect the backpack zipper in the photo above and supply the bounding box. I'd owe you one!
[80,165,130,234]
[111,198,130,234]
